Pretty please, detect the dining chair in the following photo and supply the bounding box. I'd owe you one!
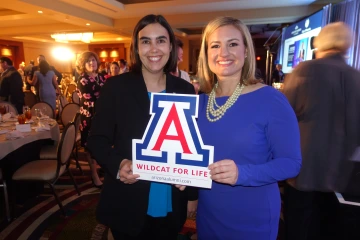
[24,91,38,108]
[31,102,55,119]
[72,91,80,105]
[0,168,11,222]
[40,113,83,174]
[12,122,81,216]
[0,101,18,115]
[61,103,79,127]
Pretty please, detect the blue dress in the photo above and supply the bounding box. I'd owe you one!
[196,87,302,240]
[35,71,56,110]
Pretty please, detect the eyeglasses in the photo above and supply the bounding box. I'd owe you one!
[86,59,96,63]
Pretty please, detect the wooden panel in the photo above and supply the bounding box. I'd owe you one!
[0,39,25,69]
[88,43,126,63]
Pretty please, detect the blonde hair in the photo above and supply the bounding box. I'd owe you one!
[313,22,353,54]
[197,16,260,93]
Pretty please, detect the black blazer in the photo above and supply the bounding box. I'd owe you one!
[87,72,197,236]
[283,53,360,193]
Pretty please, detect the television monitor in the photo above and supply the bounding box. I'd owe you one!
[281,10,324,74]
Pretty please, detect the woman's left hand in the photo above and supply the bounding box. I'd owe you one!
[208,159,239,185]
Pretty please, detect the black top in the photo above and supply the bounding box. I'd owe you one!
[0,67,24,113]
[284,53,360,194]
[87,72,197,236]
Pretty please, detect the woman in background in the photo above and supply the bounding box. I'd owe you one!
[196,16,302,240]
[110,61,120,76]
[28,60,60,111]
[76,51,105,188]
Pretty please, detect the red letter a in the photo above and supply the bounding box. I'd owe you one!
[152,103,191,154]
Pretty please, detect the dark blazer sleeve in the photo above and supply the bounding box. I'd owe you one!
[283,63,311,117]
[50,66,63,84]
[87,78,123,180]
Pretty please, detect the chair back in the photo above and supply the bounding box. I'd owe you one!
[24,91,38,108]
[59,94,68,108]
[31,102,54,119]
[72,91,80,105]
[61,103,79,126]
[0,101,18,115]
[57,122,76,167]
[73,112,81,134]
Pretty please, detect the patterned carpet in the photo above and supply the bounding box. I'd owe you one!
[0,158,196,240]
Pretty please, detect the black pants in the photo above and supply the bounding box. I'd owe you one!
[110,214,178,240]
[284,184,360,240]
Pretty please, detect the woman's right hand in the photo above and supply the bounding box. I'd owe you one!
[119,159,140,184]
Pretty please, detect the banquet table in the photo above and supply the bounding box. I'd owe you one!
[0,117,60,160]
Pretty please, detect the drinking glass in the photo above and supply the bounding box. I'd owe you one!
[0,105,6,115]
[18,114,26,124]
[25,109,32,121]
[35,108,41,119]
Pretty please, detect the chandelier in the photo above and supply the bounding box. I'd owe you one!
[50,32,93,43]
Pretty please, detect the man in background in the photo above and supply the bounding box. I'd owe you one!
[27,55,62,100]
[0,57,24,113]
[283,22,360,240]
[23,60,34,91]
[271,64,284,83]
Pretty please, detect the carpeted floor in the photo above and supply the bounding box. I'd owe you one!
[0,153,197,240]
[0,151,283,240]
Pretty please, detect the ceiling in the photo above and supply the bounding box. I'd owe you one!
[0,0,340,45]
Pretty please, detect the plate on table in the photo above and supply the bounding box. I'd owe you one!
[5,118,18,122]
[0,123,13,127]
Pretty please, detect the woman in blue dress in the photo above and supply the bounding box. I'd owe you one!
[28,60,60,111]
[195,16,302,240]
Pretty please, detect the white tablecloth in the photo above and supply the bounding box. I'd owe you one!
[0,118,60,160]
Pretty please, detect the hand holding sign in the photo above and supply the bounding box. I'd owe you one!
[209,159,239,185]
[119,159,140,184]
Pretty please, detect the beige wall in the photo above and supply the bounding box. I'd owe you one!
[23,42,89,73]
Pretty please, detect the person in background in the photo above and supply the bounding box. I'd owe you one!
[0,57,25,113]
[171,38,191,82]
[283,22,360,240]
[195,16,302,240]
[110,61,120,77]
[86,14,197,240]
[76,51,106,188]
[272,64,284,83]
[24,60,35,91]
[27,60,60,111]
[119,59,129,74]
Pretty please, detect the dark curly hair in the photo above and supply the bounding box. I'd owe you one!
[76,51,101,74]
[39,60,50,76]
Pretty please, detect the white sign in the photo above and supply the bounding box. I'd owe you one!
[132,93,214,188]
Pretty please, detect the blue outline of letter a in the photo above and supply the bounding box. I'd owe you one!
[134,93,212,168]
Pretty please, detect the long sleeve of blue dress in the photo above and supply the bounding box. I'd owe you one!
[236,92,302,186]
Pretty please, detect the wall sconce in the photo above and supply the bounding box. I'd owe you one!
[110,50,119,58]
[99,50,108,58]
[1,48,12,56]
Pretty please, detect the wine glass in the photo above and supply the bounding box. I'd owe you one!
[17,114,26,124]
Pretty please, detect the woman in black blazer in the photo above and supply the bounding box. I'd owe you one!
[87,14,197,240]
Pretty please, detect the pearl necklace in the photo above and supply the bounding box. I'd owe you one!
[206,82,245,122]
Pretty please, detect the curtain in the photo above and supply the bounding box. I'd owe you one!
[331,0,360,69]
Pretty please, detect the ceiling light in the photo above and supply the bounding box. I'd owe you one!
[86,23,90,26]
[51,32,93,43]
[38,10,43,14]
[116,37,122,41]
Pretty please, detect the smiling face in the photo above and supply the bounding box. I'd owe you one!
[110,63,120,76]
[207,25,247,81]
[138,23,172,74]
[85,56,98,73]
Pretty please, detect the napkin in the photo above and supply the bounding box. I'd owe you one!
[39,115,49,120]
[2,113,11,120]
[34,122,51,132]
[5,130,25,140]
